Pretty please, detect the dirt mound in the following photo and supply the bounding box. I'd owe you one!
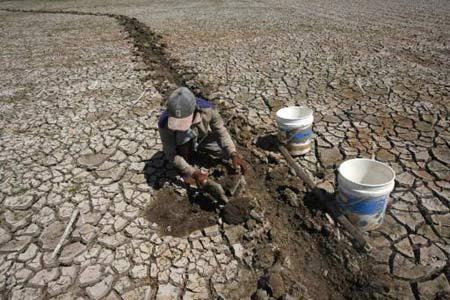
[221,196,251,225]
[145,188,216,237]
[145,176,251,236]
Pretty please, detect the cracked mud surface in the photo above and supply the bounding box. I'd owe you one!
[0,0,449,299]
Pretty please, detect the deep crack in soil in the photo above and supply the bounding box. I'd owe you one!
[2,8,395,299]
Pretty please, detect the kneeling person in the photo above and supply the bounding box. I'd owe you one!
[158,87,246,187]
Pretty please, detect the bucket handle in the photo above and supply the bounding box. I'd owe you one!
[371,141,376,160]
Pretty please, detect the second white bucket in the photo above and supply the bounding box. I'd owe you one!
[276,106,314,156]
[337,159,396,232]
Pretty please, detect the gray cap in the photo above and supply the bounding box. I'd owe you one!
[167,87,197,131]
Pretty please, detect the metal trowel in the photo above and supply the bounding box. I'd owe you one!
[203,174,246,203]
[226,174,246,197]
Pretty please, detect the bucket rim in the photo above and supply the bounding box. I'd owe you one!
[338,158,396,188]
[338,181,395,196]
[276,106,313,120]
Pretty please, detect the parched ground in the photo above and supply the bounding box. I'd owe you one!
[0,0,449,299]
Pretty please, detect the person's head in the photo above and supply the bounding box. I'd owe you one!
[166,87,197,131]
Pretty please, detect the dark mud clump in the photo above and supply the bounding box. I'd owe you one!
[145,187,216,237]
[220,203,243,224]
[220,196,251,225]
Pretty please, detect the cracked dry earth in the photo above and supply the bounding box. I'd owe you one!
[0,0,449,299]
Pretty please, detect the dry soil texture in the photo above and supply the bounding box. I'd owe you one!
[0,0,449,299]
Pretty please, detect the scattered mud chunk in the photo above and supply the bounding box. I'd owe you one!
[279,187,299,207]
[255,264,287,299]
[255,246,275,269]
[220,196,251,225]
[252,289,270,300]
[221,203,244,225]
[267,271,286,298]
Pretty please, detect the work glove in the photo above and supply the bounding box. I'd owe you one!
[231,152,248,175]
[185,170,208,188]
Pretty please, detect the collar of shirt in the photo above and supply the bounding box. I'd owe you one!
[192,112,202,125]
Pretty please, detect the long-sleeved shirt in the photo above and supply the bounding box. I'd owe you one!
[158,98,236,176]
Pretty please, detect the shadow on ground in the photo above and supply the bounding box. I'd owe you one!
[143,150,230,188]
[143,150,179,189]
[255,133,279,152]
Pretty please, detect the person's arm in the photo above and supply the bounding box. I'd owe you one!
[159,127,196,176]
[209,109,248,174]
[209,109,237,156]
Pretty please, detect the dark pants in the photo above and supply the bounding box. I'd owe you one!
[176,132,229,164]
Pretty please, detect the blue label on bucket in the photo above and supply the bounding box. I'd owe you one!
[339,191,387,215]
[282,127,313,144]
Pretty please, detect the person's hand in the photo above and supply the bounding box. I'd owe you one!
[191,170,208,187]
[231,152,248,175]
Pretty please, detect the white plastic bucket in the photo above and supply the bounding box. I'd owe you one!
[276,106,314,156]
[337,159,396,231]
